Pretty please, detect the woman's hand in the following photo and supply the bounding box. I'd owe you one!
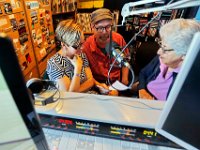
[139,89,154,100]
[72,55,83,72]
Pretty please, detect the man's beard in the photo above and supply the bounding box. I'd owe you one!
[97,33,110,44]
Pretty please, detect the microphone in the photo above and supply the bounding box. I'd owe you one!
[105,42,131,68]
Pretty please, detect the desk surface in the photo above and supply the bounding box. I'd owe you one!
[35,92,165,129]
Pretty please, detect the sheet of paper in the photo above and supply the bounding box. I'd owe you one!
[109,80,130,91]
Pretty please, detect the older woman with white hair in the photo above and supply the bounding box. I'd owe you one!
[138,18,200,100]
[46,20,94,92]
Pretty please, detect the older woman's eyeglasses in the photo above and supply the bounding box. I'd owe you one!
[94,24,112,32]
[155,38,174,53]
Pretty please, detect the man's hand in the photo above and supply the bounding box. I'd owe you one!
[121,78,129,86]
[108,90,118,96]
[96,83,110,95]
[139,89,154,100]
[122,66,129,85]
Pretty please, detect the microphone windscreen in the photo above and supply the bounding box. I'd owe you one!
[105,41,120,54]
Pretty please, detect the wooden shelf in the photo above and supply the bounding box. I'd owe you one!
[84,32,93,34]
[52,11,75,16]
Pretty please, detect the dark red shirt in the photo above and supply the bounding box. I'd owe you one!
[82,32,129,83]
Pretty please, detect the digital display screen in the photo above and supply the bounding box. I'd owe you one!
[0,69,37,149]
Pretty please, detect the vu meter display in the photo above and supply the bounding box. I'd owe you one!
[39,114,180,148]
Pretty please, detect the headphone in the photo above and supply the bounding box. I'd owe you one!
[26,78,58,105]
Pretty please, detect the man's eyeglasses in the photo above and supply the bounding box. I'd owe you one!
[94,24,112,32]
[155,38,174,53]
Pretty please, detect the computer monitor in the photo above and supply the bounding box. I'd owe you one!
[156,32,200,150]
[0,34,48,149]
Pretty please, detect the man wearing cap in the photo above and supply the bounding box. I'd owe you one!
[82,8,130,95]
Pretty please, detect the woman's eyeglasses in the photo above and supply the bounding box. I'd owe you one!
[71,42,84,50]
[155,38,174,53]
[64,42,83,50]
[94,24,112,32]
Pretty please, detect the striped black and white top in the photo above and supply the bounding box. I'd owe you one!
[46,52,89,84]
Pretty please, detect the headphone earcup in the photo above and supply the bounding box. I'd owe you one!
[26,78,44,94]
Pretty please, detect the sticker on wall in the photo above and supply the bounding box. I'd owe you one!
[25,53,32,64]
[0,6,3,14]
[18,19,28,44]
[13,38,20,55]
[4,3,13,14]
[32,29,36,43]
[39,48,47,58]
[10,18,18,31]
[46,29,51,45]
[36,33,42,45]
[10,0,21,10]
[20,44,28,55]
[45,10,51,26]
[26,1,39,9]
[22,61,28,71]
[41,26,47,41]
[39,9,45,26]
[30,10,38,28]
[40,17,44,26]
[16,0,21,9]
[0,18,8,27]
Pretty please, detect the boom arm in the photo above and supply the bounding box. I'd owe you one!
[121,0,200,25]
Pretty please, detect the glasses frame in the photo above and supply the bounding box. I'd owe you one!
[71,42,83,50]
[94,24,113,33]
[155,38,174,53]
[64,42,83,50]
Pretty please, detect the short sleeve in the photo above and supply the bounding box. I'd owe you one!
[46,55,65,81]
[80,52,89,68]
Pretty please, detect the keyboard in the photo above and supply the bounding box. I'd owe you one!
[43,128,182,150]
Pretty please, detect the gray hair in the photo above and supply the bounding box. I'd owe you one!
[55,19,82,47]
[159,18,200,55]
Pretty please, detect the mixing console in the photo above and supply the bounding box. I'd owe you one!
[39,114,182,149]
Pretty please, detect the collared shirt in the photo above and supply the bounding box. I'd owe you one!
[82,32,129,83]
[147,60,180,100]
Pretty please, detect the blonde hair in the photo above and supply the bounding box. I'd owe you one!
[160,19,200,55]
[55,19,82,47]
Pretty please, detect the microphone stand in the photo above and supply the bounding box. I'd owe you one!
[107,27,134,91]
[107,12,161,91]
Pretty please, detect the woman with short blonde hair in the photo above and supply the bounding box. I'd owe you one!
[47,20,94,92]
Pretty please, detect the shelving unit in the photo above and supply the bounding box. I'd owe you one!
[0,0,37,81]
[50,0,106,38]
[50,0,77,50]
[0,0,56,81]
[23,0,56,78]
